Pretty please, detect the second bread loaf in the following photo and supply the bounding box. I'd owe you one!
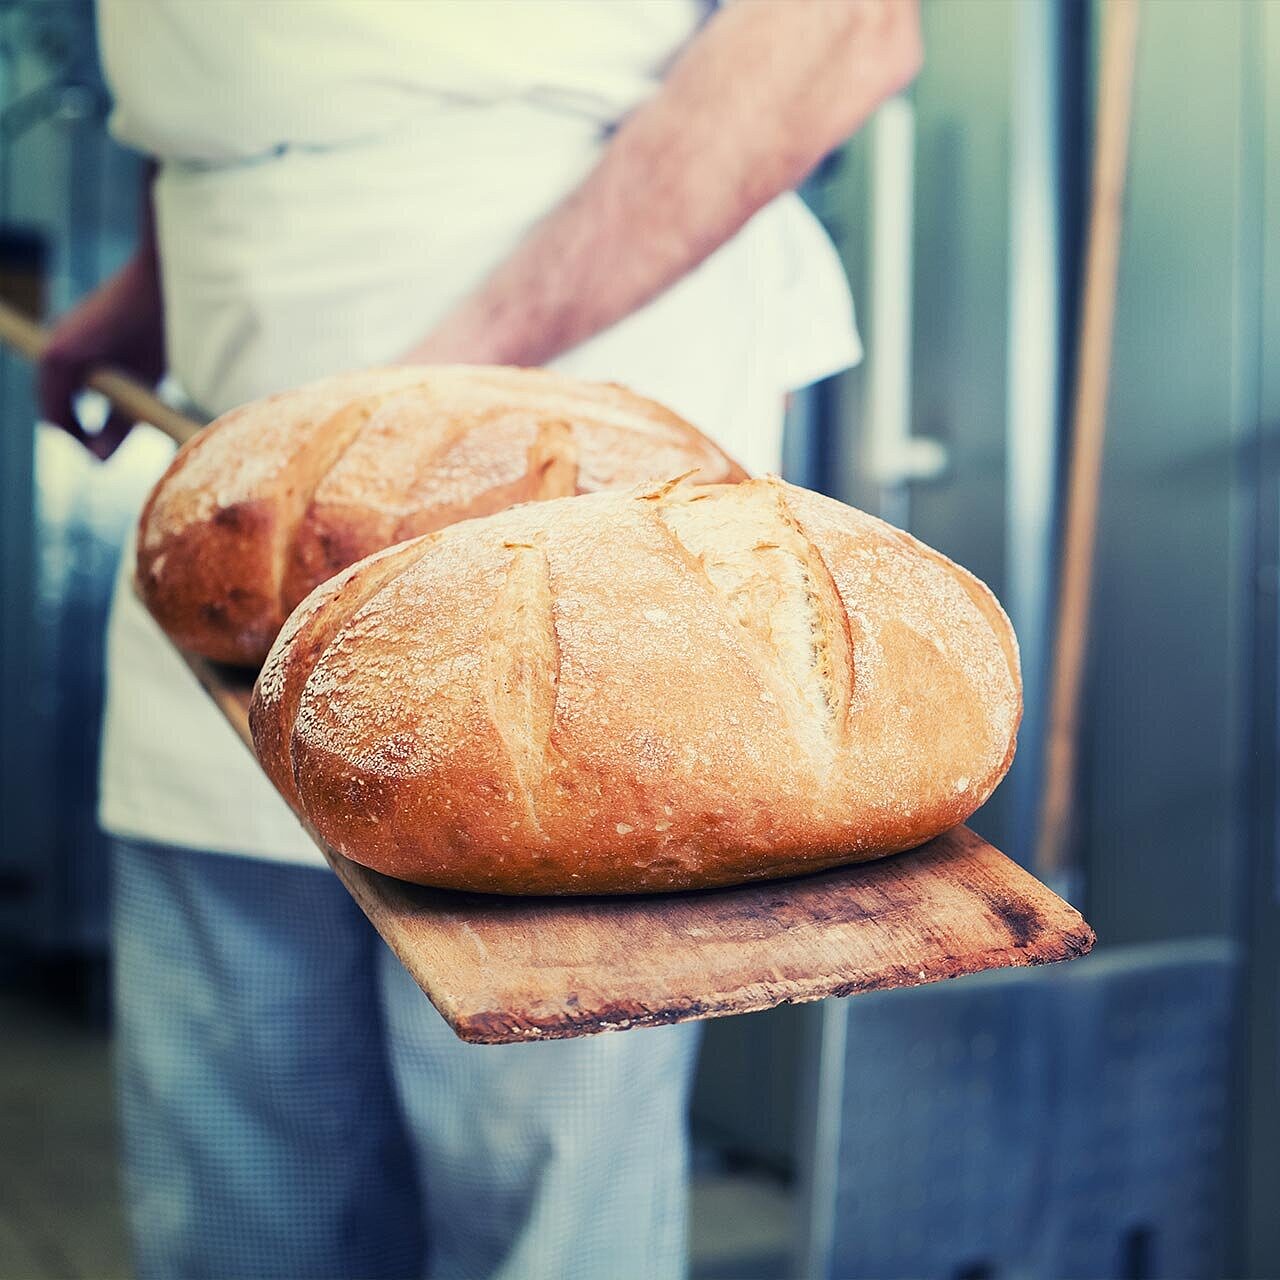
[136,366,745,665]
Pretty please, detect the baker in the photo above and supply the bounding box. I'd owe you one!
[38,2,922,1277]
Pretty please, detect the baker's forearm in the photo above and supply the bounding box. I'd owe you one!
[37,161,166,457]
[403,0,921,367]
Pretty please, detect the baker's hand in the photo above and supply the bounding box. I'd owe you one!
[38,249,165,460]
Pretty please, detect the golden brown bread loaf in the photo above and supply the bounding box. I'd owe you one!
[136,366,745,665]
[250,476,1021,895]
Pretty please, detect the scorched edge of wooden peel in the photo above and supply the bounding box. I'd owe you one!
[186,653,1095,1045]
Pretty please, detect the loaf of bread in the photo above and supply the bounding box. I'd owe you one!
[136,366,745,665]
[250,476,1021,895]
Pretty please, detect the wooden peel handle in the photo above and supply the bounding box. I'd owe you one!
[1035,0,1141,878]
[0,296,202,447]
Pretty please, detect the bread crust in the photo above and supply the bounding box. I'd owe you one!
[250,477,1022,895]
[137,367,746,666]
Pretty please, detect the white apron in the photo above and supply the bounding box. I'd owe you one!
[95,0,861,862]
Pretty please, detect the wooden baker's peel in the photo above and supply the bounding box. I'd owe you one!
[0,299,1095,1043]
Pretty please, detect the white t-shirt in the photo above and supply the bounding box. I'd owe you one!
[95,0,862,863]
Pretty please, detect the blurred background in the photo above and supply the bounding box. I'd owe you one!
[1,0,1276,1277]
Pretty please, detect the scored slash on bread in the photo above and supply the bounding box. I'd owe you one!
[136,366,746,666]
[250,476,1022,896]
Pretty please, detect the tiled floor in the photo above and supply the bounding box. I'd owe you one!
[0,991,792,1280]
[0,994,130,1279]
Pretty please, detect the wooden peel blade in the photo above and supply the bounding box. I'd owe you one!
[182,649,1095,1044]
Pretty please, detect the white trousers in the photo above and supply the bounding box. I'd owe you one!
[111,838,702,1280]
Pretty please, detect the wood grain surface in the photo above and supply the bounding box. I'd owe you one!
[187,655,1095,1044]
